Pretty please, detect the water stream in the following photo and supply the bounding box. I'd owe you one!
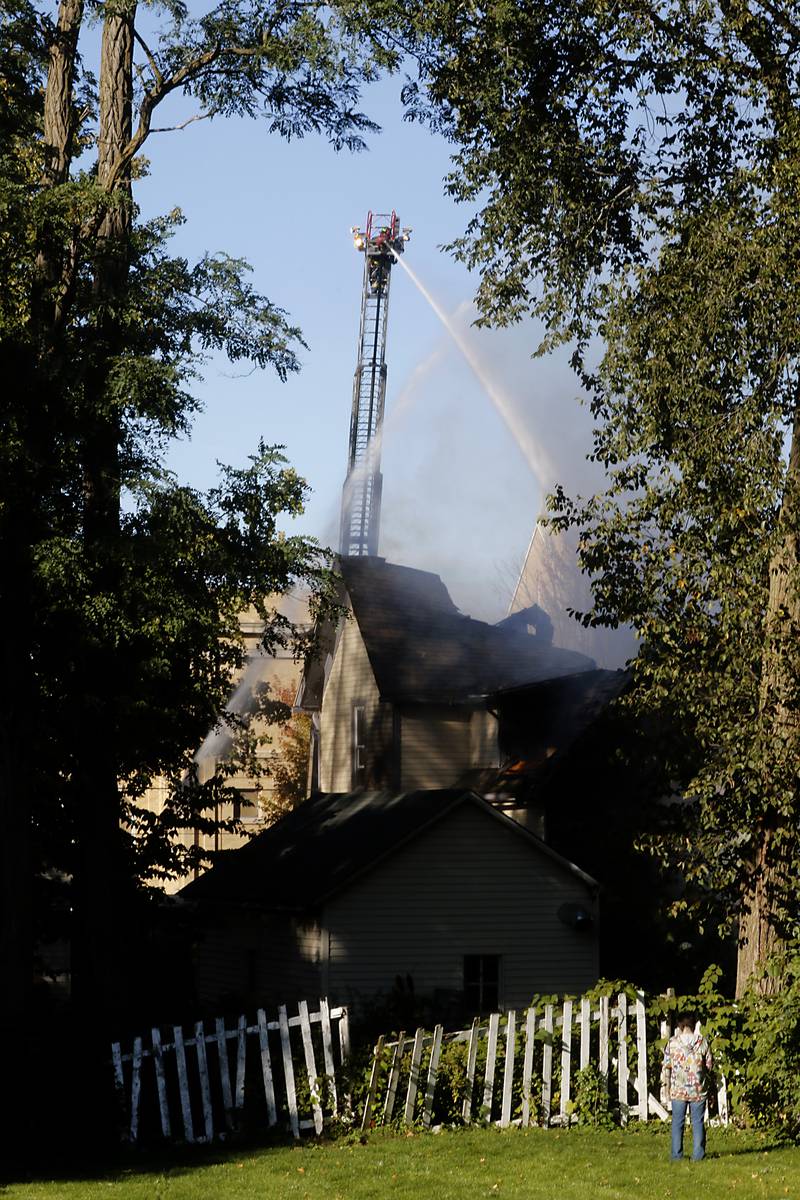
[389,249,555,488]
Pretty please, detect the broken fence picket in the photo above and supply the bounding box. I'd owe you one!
[111,998,349,1145]
[360,990,729,1132]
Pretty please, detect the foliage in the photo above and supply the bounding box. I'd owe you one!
[572,1064,615,1130]
[0,0,408,1002]
[269,683,313,813]
[401,0,800,987]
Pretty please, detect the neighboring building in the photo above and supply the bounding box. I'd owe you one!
[298,556,595,796]
[137,591,311,893]
[180,788,599,1015]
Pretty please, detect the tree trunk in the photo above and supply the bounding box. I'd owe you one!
[736,405,800,997]
[70,2,135,1039]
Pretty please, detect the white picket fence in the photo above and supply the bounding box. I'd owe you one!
[111,998,349,1144]
[361,991,729,1131]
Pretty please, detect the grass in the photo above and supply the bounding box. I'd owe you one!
[4,1124,800,1200]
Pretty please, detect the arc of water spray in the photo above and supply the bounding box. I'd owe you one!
[389,248,557,489]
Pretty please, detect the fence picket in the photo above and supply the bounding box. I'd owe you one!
[404,1028,425,1124]
[422,1025,443,1128]
[173,1025,195,1143]
[659,1012,671,1108]
[298,1000,323,1135]
[319,997,338,1115]
[579,997,590,1070]
[361,1035,385,1132]
[617,994,629,1125]
[194,1021,214,1142]
[462,1018,480,1124]
[599,995,609,1085]
[521,1007,536,1128]
[559,1001,573,1123]
[384,1032,406,1122]
[111,1042,127,1137]
[151,1027,171,1138]
[130,1037,143,1144]
[279,1005,300,1139]
[257,1008,278,1127]
[635,992,648,1123]
[500,1011,516,1128]
[235,1014,247,1111]
[483,1012,500,1122]
[215,1016,234,1130]
[541,1004,554,1126]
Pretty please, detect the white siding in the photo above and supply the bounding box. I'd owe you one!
[319,615,381,792]
[324,802,597,1010]
[400,708,471,789]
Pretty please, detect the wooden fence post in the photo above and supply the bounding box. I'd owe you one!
[194,1021,214,1142]
[579,997,590,1071]
[298,1000,323,1135]
[129,1036,143,1144]
[235,1013,247,1114]
[257,1008,278,1128]
[422,1025,443,1128]
[173,1025,195,1144]
[462,1018,480,1124]
[500,1011,516,1128]
[215,1017,234,1131]
[278,1005,300,1139]
[483,1012,500,1122]
[384,1032,406,1123]
[361,1035,385,1133]
[560,1000,573,1125]
[541,1004,554,1126]
[404,1028,425,1125]
[635,992,648,1123]
[617,994,629,1126]
[521,1007,536,1128]
[319,998,338,1116]
[599,995,610,1087]
[151,1027,171,1139]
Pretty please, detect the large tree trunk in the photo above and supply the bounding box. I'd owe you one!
[0,0,86,1155]
[70,3,135,1044]
[736,405,800,997]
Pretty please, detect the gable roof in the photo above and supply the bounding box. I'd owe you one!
[339,557,594,704]
[180,787,597,911]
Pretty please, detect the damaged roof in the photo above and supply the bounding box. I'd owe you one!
[180,787,597,910]
[338,557,594,704]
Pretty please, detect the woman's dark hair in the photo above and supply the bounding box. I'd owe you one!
[676,1010,696,1029]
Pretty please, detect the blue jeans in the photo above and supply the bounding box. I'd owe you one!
[671,1098,707,1160]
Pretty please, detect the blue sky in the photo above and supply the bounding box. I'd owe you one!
[133,69,600,621]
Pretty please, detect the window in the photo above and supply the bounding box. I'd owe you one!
[352,703,367,789]
[463,955,501,1013]
[233,791,262,824]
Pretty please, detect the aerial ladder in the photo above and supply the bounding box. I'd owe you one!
[339,211,411,558]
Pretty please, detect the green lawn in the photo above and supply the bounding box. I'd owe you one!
[5,1125,799,1200]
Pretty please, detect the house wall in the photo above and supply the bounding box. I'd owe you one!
[323,801,598,1012]
[319,614,386,791]
[193,910,322,1012]
[399,706,471,789]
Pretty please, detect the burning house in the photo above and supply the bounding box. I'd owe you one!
[179,212,632,1013]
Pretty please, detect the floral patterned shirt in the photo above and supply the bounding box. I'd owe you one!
[663,1032,714,1101]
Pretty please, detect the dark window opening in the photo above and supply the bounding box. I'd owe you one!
[464,954,501,1013]
[352,703,367,789]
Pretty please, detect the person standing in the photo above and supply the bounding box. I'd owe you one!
[662,1011,715,1161]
